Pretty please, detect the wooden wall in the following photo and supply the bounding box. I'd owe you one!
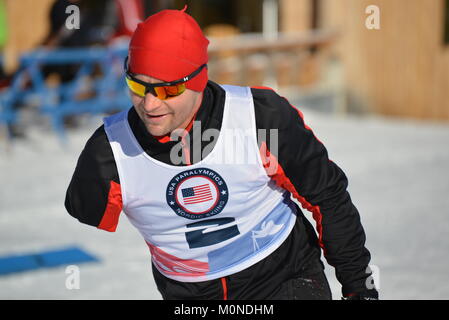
[279,0,311,33]
[3,0,54,72]
[319,0,449,120]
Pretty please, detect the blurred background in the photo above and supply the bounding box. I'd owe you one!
[1,0,449,300]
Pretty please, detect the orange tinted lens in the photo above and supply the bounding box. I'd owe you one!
[175,83,186,95]
[164,86,178,96]
[126,77,146,97]
[164,84,182,96]
[155,83,186,100]
[154,86,167,100]
[126,76,187,100]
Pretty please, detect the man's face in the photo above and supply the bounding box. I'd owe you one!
[129,74,202,137]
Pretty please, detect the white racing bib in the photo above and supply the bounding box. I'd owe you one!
[104,85,297,282]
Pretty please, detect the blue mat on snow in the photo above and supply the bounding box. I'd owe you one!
[0,246,99,276]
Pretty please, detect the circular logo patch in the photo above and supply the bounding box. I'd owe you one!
[166,168,229,220]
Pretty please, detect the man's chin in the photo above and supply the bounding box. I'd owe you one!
[145,125,170,138]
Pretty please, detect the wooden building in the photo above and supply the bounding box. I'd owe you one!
[320,0,449,121]
[2,0,449,120]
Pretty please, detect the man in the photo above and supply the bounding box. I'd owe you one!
[65,7,378,300]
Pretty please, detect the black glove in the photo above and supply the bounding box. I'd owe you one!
[342,289,379,300]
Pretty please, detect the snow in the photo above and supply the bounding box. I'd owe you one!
[1,109,449,300]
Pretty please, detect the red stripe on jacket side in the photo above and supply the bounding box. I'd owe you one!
[221,277,228,300]
[253,86,328,250]
[98,181,123,232]
[259,142,325,252]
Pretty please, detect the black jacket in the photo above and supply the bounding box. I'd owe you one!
[65,80,373,299]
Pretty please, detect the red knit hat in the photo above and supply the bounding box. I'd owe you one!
[128,6,209,92]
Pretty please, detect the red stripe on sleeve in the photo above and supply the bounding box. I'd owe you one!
[98,181,123,232]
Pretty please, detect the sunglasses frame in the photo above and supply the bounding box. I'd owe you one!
[124,56,207,98]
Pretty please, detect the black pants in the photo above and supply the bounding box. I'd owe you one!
[153,258,332,300]
[268,261,332,300]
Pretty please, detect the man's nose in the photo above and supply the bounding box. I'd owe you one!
[143,92,163,110]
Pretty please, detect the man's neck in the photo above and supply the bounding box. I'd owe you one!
[154,92,204,143]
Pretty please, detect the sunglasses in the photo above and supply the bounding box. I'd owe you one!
[124,56,207,100]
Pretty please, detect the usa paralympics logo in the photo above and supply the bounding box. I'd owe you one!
[166,168,229,220]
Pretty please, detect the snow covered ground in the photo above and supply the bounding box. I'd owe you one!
[1,108,449,300]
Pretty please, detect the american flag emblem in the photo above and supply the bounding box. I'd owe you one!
[181,184,213,205]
